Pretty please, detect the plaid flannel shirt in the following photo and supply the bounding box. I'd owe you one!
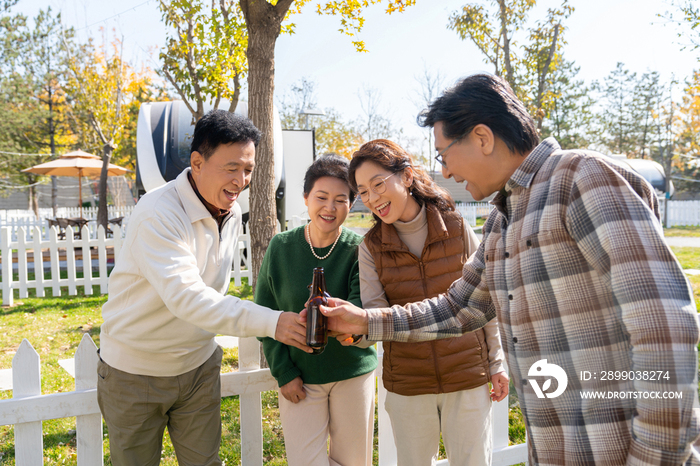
[367,138,700,465]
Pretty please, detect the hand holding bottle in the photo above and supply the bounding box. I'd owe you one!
[306,267,329,354]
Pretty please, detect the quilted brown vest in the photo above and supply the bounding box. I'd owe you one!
[365,204,490,396]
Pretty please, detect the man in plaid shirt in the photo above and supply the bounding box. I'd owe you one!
[323,74,700,465]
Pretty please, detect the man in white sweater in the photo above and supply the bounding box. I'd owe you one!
[98,110,309,465]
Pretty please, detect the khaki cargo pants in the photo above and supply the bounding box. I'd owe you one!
[97,346,223,466]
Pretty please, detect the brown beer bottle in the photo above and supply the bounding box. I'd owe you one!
[306,267,329,354]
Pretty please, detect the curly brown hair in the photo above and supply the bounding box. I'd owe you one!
[348,139,455,232]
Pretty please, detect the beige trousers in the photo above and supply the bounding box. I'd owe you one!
[97,347,223,466]
[384,383,492,466]
[278,370,375,466]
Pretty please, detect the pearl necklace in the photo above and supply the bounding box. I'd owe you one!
[305,223,341,260]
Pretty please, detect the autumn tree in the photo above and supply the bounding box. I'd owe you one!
[631,71,662,158]
[674,70,700,194]
[65,36,154,229]
[593,62,638,155]
[413,66,446,172]
[278,76,320,129]
[0,8,75,215]
[277,77,362,158]
[540,59,594,150]
[593,63,669,159]
[650,80,680,202]
[111,76,170,175]
[159,0,247,122]
[448,0,573,129]
[0,0,21,66]
[355,84,398,142]
[240,0,416,288]
[661,1,700,52]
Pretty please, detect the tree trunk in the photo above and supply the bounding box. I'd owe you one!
[535,24,560,131]
[240,0,294,291]
[240,0,294,369]
[48,84,58,217]
[97,143,114,231]
[498,0,514,88]
[28,180,39,218]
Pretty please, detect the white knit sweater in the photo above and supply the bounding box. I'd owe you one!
[100,169,281,376]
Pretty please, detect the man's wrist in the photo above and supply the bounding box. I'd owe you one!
[366,307,392,341]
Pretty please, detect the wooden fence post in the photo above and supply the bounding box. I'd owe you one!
[17,228,28,299]
[13,339,43,465]
[1,227,12,306]
[49,227,61,297]
[97,226,109,294]
[239,337,263,466]
[492,368,510,453]
[80,227,93,296]
[32,227,45,298]
[75,334,103,466]
[376,343,397,466]
[66,228,77,295]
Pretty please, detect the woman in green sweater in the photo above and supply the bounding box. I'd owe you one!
[255,155,377,466]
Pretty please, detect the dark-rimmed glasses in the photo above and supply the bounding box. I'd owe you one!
[356,172,398,203]
[435,138,459,168]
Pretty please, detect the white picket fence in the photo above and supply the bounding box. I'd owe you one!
[0,207,135,223]
[456,202,495,227]
[661,200,700,226]
[0,225,251,306]
[0,334,276,465]
[461,200,700,228]
[0,207,135,242]
[0,335,527,465]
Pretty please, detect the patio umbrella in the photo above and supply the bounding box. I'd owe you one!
[21,149,131,217]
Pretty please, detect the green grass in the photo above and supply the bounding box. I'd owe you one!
[344,212,375,229]
[344,212,487,229]
[670,247,700,270]
[670,247,700,310]
[665,225,700,237]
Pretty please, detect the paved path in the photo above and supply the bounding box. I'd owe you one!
[664,236,700,248]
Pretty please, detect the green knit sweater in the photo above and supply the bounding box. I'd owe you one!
[255,226,377,387]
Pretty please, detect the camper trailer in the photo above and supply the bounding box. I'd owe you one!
[135,100,315,226]
[603,154,674,198]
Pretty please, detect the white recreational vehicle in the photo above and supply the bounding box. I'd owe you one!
[136,100,316,226]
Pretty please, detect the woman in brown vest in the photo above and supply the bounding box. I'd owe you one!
[348,139,508,466]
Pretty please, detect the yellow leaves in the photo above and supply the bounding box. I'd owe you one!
[449,0,572,124]
[66,36,157,164]
[283,0,416,52]
[159,0,247,111]
[352,40,368,52]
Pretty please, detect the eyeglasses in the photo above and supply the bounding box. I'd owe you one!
[356,172,398,203]
[435,138,459,168]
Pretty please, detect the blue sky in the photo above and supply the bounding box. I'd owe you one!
[11,0,700,155]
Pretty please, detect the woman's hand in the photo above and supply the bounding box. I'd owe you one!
[490,371,509,402]
[280,376,306,404]
[335,333,363,346]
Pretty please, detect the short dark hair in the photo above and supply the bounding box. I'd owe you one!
[303,154,356,204]
[190,110,262,161]
[418,74,539,155]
